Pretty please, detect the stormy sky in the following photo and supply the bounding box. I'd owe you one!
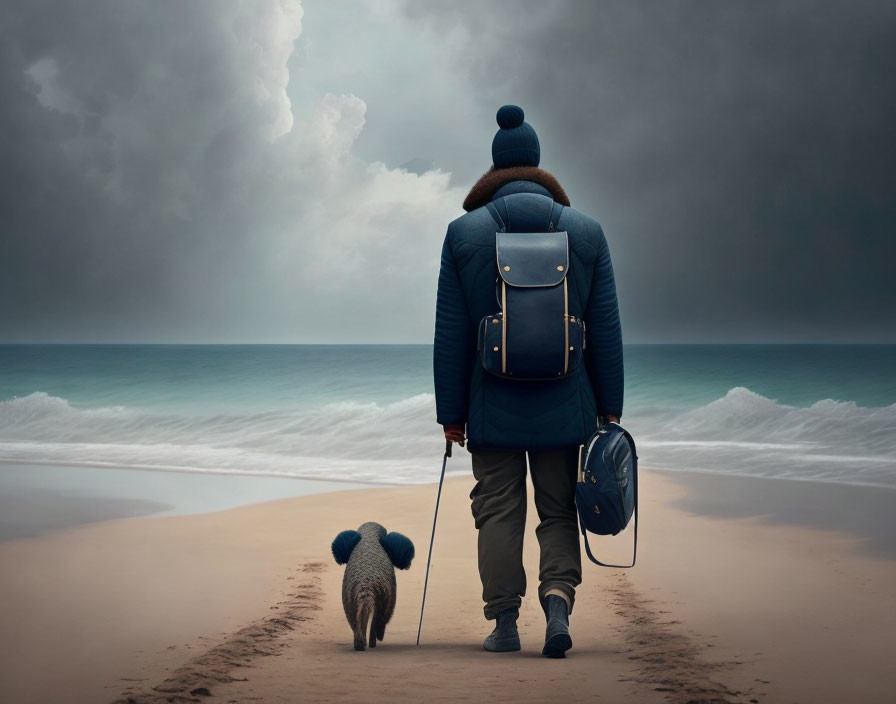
[1,0,894,343]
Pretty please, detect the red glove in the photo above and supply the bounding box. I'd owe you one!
[443,423,466,447]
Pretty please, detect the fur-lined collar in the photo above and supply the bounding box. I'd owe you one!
[462,165,571,212]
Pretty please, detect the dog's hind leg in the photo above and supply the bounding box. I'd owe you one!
[375,583,395,642]
[368,607,377,648]
[353,600,370,651]
[374,615,386,642]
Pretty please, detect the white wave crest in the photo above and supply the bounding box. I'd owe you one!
[630,387,896,487]
[0,391,452,483]
[2,387,895,488]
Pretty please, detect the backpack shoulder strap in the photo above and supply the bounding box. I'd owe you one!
[485,201,507,232]
[485,201,566,232]
[548,200,564,232]
[488,195,562,233]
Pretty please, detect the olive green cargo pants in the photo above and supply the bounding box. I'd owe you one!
[469,446,582,620]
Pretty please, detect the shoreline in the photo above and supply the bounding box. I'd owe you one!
[2,460,894,553]
[0,462,376,540]
[0,457,399,485]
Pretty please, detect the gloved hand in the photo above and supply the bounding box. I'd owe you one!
[443,423,466,447]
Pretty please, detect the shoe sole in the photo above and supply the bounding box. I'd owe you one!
[542,632,572,658]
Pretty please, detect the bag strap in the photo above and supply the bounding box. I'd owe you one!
[581,425,639,568]
[486,201,507,232]
[548,200,564,232]
[486,199,564,234]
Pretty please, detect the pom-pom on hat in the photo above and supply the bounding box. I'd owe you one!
[491,104,540,169]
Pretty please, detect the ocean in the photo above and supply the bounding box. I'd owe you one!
[1,344,894,489]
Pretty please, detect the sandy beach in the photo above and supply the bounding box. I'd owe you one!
[1,468,895,704]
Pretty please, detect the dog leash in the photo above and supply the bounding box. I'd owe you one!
[416,439,451,646]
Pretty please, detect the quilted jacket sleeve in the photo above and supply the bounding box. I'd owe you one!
[433,226,472,425]
[583,226,624,419]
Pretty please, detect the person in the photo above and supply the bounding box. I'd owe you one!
[432,104,624,658]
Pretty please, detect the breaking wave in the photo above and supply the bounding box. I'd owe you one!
[1,387,895,488]
[0,391,445,484]
[633,387,896,487]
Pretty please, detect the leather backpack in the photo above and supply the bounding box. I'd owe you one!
[477,195,585,380]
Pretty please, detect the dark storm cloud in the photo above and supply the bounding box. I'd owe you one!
[402,0,896,342]
[0,1,463,343]
[0,1,299,341]
[0,0,893,343]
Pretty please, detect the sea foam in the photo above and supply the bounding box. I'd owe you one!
[1,387,894,488]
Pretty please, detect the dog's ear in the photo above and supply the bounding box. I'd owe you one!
[331,530,362,565]
[380,531,414,570]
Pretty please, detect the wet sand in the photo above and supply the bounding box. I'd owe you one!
[0,462,374,539]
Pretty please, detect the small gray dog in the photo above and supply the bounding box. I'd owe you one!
[331,522,414,650]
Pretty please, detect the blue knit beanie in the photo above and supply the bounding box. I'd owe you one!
[491,105,540,169]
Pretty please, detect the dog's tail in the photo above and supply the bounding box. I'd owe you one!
[353,596,373,651]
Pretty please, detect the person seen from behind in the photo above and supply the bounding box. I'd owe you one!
[433,104,624,658]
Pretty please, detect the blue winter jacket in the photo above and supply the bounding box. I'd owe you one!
[433,167,623,451]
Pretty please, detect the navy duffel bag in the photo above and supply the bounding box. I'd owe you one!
[575,421,639,568]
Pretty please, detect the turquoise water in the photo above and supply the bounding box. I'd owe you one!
[1,344,894,487]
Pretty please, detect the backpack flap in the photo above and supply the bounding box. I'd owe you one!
[496,231,569,287]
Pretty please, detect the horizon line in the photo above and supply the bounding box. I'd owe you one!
[1,341,894,347]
